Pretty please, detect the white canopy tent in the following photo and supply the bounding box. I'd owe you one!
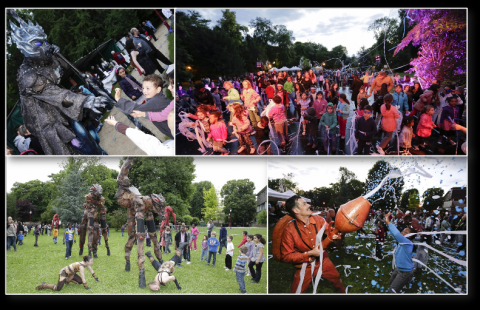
[289,66,302,71]
[276,66,290,72]
[268,188,311,202]
[268,67,278,72]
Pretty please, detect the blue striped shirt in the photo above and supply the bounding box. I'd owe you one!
[234,254,248,273]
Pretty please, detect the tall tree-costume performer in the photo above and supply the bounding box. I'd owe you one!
[115,156,167,288]
[7,10,108,155]
[160,206,177,243]
[145,251,182,291]
[78,184,110,258]
[36,255,99,292]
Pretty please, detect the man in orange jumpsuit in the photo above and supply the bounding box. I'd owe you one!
[281,195,346,293]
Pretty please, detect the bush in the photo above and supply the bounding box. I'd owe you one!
[256,210,267,225]
[183,215,193,225]
[191,217,200,226]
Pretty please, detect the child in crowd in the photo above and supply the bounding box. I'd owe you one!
[238,231,248,248]
[370,220,385,260]
[225,236,234,271]
[336,94,350,140]
[416,105,436,148]
[304,105,318,149]
[399,116,416,152]
[245,235,255,277]
[249,234,266,283]
[160,231,165,252]
[187,105,211,135]
[18,231,24,246]
[267,95,288,149]
[439,96,460,145]
[355,105,377,155]
[234,245,249,294]
[206,231,220,267]
[200,235,208,261]
[229,103,255,154]
[320,103,338,155]
[164,227,172,254]
[377,94,400,155]
[207,111,229,155]
[211,87,223,112]
[298,92,311,135]
[255,116,272,155]
[34,224,40,247]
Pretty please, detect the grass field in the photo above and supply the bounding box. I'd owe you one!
[7,227,267,294]
[268,219,466,294]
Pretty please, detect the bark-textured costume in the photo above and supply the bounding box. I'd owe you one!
[8,10,107,155]
[115,156,167,288]
[78,184,110,258]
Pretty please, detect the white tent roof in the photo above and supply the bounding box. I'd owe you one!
[268,188,311,202]
[277,66,290,71]
[268,67,278,72]
[290,66,302,71]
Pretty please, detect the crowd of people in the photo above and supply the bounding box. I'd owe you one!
[176,68,466,155]
[270,195,466,294]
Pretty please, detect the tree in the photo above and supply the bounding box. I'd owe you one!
[394,9,466,87]
[7,192,18,219]
[183,215,193,225]
[110,209,128,231]
[202,185,220,221]
[256,210,267,225]
[329,167,364,206]
[221,179,256,226]
[16,198,36,223]
[268,173,298,192]
[191,217,200,226]
[217,9,248,47]
[422,187,445,211]
[400,188,419,209]
[52,167,88,224]
[364,160,404,211]
[189,181,214,219]
[10,180,56,221]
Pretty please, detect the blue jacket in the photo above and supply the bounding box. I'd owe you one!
[219,227,227,241]
[207,237,220,252]
[118,74,143,99]
[388,223,414,272]
[392,92,409,113]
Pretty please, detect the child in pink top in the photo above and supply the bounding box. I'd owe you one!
[190,224,200,251]
[267,95,288,147]
[416,105,436,147]
[229,103,255,154]
[377,94,400,153]
[207,111,229,155]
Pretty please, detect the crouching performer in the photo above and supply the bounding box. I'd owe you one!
[36,255,98,291]
[145,250,182,291]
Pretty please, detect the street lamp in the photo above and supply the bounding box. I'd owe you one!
[29,210,32,225]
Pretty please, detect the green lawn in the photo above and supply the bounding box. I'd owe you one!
[268,219,466,294]
[168,31,174,63]
[7,228,267,294]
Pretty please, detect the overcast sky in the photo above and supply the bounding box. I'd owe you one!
[6,157,268,196]
[268,156,467,197]
[178,8,401,57]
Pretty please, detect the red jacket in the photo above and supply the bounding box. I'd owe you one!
[265,85,275,99]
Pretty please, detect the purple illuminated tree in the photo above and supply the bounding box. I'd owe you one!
[16,198,37,222]
[394,9,466,88]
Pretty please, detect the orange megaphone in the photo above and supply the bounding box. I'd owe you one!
[334,196,372,233]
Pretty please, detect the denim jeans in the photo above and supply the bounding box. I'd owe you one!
[66,240,73,257]
[165,240,172,253]
[122,231,124,237]
[53,236,57,244]
[236,271,246,293]
[323,132,336,154]
[308,133,317,145]
[218,239,227,254]
[201,248,208,261]
[288,93,296,109]
[207,251,217,265]
[7,236,16,250]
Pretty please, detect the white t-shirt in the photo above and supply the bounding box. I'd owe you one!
[227,242,234,257]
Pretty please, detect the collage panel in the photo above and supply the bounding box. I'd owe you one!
[6,8,175,156]
[268,156,467,294]
[174,8,466,156]
[6,156,268,294]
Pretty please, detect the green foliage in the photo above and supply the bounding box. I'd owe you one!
[331,167,363,206]
[52,168,88,224]
[268,172,298,192]
[41,202,56,224]
[364,160,404,211]
[189,181,214,219]
[7,192,18,219]
[256,210,267,225]
[202,185,220,221]
[220,179,256,226]
[400,188,419,209]
[110,209,128,231]
[123,157,196,218]
[183,215,193,225]
[16,198,36,223]
[422,187,445,211]
[11,180,56,222]
[191,217,200,226]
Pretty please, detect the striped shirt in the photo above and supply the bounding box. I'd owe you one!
[234,254,249,273]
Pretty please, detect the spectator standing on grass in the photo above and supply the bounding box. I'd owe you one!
[207,219,214,238]
[238,230,248,248]
[7,217,17,252]
[235,245,249,294]
[206,231,220,267]
[190,223,199,251]
[164,226,172,254]
[63,223,76,259]
[245,235,254,277]
[200,235,208,261]
[121,225,125,237]
[224,235,234,271]
[249,234,266,284]
[16,221,25,244]
[34,224,40,247]
[218,223,227,254]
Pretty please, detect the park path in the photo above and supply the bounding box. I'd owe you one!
[99,19,173,155]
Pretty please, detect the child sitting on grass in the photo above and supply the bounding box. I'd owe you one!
[234,245,249,294]
[225,236,234,271]
[206,231,220,267]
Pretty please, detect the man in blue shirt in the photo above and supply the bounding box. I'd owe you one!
[385,211,417,293]
[63,222,77,259]
[218,223,227,254]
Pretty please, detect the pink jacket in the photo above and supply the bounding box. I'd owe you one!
[208,120,227,142]
[380,104,400,132]
[312,99,328,119]
[145,101,174,122]
[191,227,199,237]
[268,104,287,123]
[416,113,434,137]
[240,84,260,108]
[231,111,252,133]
